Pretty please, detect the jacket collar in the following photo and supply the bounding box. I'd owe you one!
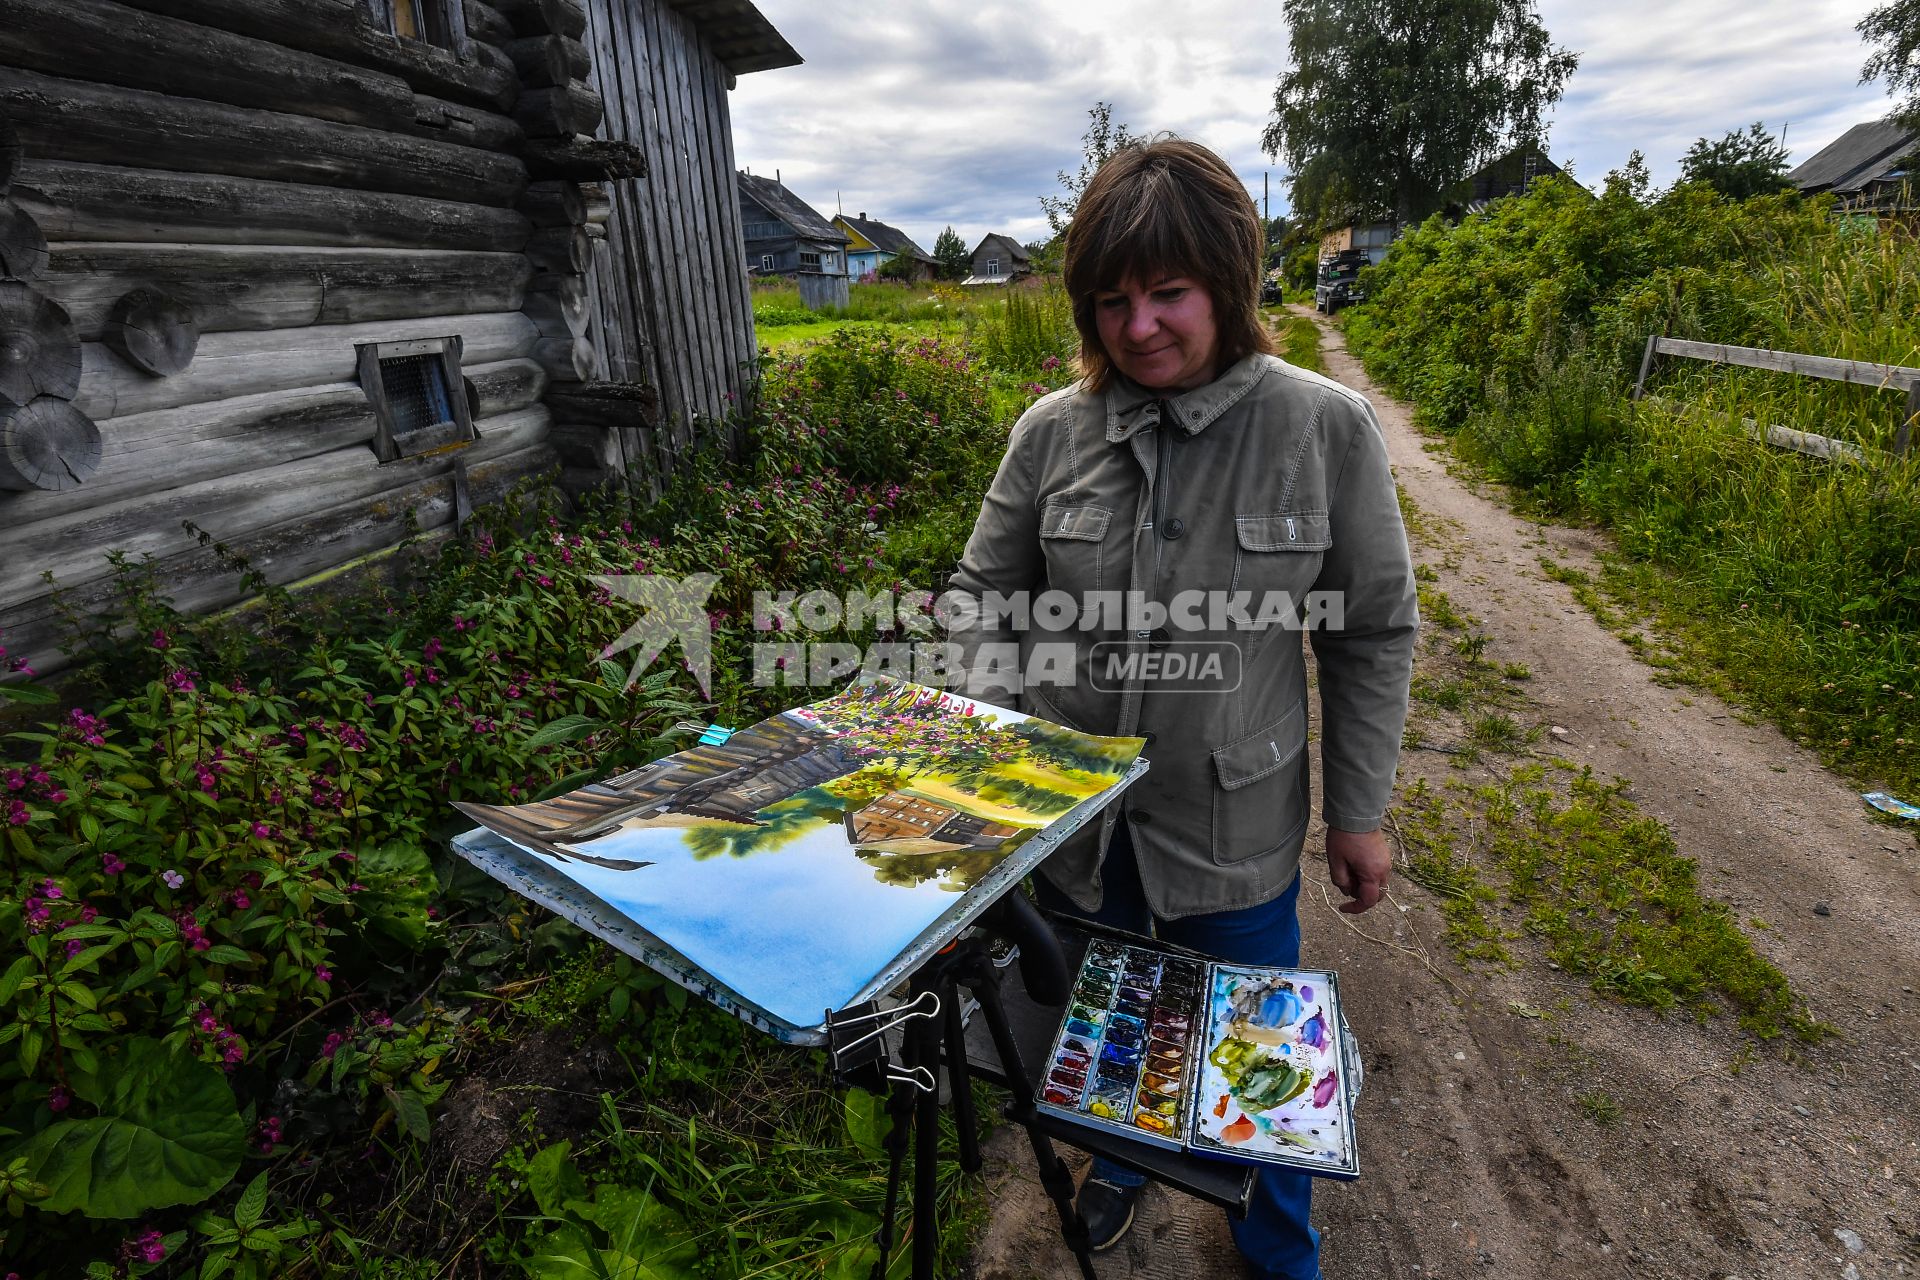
[1102,352,1269,442]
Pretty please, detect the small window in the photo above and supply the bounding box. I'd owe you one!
[987,257,1000,277]
[376,0,469,55]
[799,250,822,271]
[355,336,477,462]
[761,254,775,271]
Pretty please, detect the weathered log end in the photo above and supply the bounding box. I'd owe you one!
[522,137,648,182]
[0,280,80,405]
[545,379,659,429]
[0,203,50,281]
[0,395,101,490]
[105,286,200,377]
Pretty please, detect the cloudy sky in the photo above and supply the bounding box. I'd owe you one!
[728,0,1897,257]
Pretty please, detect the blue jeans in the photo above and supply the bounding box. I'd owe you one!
[1034,824,1322,1280]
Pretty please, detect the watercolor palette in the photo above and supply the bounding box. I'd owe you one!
[1035,946,1361,1179]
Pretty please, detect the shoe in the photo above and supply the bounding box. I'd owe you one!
[1075,1176,1142,1251]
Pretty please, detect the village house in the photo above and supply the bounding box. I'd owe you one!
[1790,118,1919,213]
[961,232,1031,287]
[0,0,802,676]
[737,170,851,309]
[831,212,936,282]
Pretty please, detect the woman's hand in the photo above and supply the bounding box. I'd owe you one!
[1325,827,1392,915]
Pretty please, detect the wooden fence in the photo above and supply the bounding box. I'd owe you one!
[1633,335,1920,460]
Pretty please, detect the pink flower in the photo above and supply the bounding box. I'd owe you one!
[250,822,271,840]
[48,1086,71,1113]
[320,1031,347,1058]
[151,629,170,650]
[161,869,184,889]
[314,964,333,982]
[138,1231,167,1265]
[230,891,251,910]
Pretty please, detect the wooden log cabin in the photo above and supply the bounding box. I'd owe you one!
[0,0,798,673]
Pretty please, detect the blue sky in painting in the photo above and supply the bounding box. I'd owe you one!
[522,815,979,1027]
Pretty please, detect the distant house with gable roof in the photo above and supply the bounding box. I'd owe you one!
[737,170,851,309]
[1790,118,1919,213]
[962,233,1032,286]
[832,212,937,282]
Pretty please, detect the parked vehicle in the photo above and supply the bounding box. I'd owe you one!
[1314,249,1372,313]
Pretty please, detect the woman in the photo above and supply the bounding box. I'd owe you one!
[947,138,1418,1279]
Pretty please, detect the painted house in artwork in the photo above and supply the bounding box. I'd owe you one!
[1790,118,1919,213]
[961,232,1031,287]
[0,0,800,676]
[737,170,850,310]
[831,212,936,282]
[845,791,1021,852]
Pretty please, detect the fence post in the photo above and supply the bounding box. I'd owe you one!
[1900,381,1919,457]
[1632,334,1658,402]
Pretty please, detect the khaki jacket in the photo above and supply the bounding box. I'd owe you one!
[947,352,1418,918]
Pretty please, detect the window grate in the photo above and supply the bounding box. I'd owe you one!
[380,354,455,437]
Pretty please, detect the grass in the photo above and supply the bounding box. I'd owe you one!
[1275,311,1324,375]
[1391,490,1827,1044]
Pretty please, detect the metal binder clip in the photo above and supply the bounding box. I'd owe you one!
[882,1062,937,1093]
[824,991,943,1093]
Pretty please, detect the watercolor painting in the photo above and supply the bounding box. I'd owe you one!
[1190,964,1357,1174]
[454,675,1144,1027]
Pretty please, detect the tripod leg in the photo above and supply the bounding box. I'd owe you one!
[871,1076,916,1280]
[973,975,1100,1280]
[911,985,944,1280]
[943,981,982,1173]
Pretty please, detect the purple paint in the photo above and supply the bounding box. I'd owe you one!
[1300,1010,1329,1051]
[1300,985,1314,1002]
[1312,1069,1339,1109]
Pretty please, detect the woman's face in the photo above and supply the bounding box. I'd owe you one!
[1093,273,1220,392]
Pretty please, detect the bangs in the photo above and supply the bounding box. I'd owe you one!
[1070,162,1211,295]
[1063,137,1274,393]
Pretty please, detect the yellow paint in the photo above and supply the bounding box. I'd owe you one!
[832,216,879,252]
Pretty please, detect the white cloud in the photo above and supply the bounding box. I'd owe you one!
[728,0,1899,252]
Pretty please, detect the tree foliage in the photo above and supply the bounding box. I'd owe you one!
[1039,101,1140,235]
[1263,0,1578,227]
[1677,122,1794,201]
[1860,0,1920,129]
[931,225,969,280]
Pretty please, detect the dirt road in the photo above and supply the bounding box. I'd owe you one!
[969,308,1920,1280]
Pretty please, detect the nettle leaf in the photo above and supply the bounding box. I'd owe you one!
[564,1185,701,1280]
[352,843,438,948]
[18,1037,243,1217]
[524,1140,587,1219]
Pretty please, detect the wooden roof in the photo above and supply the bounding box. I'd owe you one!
[1790,119,1920,196]
[665,0,803,75]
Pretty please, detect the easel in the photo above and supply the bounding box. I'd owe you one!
[828,892,1099,1280]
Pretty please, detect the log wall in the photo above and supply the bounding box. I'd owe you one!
[0,0,768,674]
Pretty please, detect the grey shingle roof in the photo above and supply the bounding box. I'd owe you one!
[737,172,848,243]
[838,214,935,263]
[1790,119,1920,195]
[973,232,1030,263]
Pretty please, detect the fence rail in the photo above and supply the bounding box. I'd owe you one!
[1633,335,1920,457]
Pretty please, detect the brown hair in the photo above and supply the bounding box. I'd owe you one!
[1064,137,1273,393]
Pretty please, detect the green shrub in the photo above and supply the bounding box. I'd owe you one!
[1343,157,1920,793]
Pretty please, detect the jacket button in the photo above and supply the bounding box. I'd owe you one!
[1162,517,1185,539]
[1129,809,1152,824]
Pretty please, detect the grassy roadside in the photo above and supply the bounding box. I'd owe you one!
[1390,491,1827,1045]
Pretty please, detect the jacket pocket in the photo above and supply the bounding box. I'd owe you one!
[1231,510,1329,611]
[1209,702,1309,864]
[1038,500,1112,596]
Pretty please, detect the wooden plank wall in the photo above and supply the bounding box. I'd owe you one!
[0,0,556,672]
[582,0,756,451]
